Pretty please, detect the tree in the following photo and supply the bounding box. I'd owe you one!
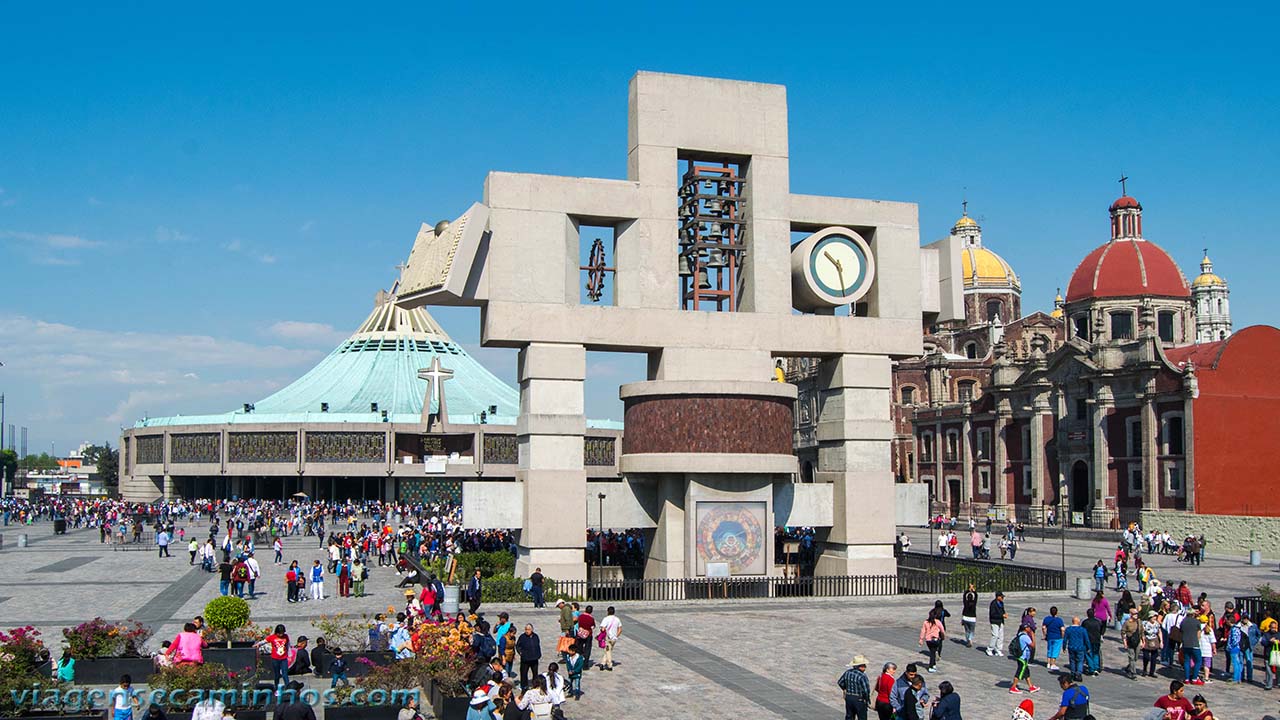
[17,453,57,471]
[82,443,119,490]
[0,450,16,494]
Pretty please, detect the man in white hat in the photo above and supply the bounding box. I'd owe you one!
[837,654,872,720]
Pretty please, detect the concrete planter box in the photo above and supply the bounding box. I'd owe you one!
[71,657,155,685]
[428,679,469,720]
[204,647,259,674]
[325,705,400,720]
[312,650,396,678]
[167,710,267,720]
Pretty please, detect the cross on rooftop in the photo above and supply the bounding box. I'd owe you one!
[417,356,454,428]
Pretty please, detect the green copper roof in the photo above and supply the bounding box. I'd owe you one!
[136,299,531,428]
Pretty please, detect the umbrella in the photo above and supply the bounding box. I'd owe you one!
[291,492,309,499]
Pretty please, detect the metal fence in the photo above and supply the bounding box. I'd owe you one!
[897,552,1066,594]
[554,574,899,602]
[1234,595,1280,623]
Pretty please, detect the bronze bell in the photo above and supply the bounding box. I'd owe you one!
[677,253,692,277]
[706,247,727,268]
[696,267,711,289]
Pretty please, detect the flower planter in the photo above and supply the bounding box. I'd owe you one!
[428,679,469,720]
[10,707,102,712]
[325,705,400,720]
[166,710,267,720]
[313,650,396,678]
[70,656,155,685]
[203,647,259,675]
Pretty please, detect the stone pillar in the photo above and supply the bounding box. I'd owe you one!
[1091,387,1114,526]
[643,474,686,579]
[1183,392,1196,512]
[961,416,973,516]
[1141,394,1158,510]
[993,409,1010,514]
[933,420,943,510]
[515,342,588,582]
[1028,413,1045,521]
[814,354,895,576]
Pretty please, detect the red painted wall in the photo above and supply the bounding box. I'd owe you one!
[1191,326,1280,516]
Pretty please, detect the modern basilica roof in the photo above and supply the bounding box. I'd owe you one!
[135,292,627,429]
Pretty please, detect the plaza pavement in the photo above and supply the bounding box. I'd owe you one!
[2,521,1279,719]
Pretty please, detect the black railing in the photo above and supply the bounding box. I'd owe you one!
[1234,595,1280,624]
[897,552,1065,594]
[554,574,898,602]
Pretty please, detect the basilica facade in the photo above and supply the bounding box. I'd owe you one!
[794,191,1280,532]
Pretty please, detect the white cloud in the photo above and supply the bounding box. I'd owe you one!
[223,239,242,252]
[267,320,348,346]
[258,254,276,264]
[1,230,101,265]
[155,226,194,243]
[0,313,323,445]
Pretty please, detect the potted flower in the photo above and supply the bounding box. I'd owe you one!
[312,614,394,677]
[200,596,262,676]
[0,627,92,719]
[324,658,423,720]
[410,623,473,720]
[60,618,154,684]
[148,661,268,720]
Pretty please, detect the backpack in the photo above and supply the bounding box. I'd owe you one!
[477,634,497,660]
[1009,631,1023,657]
[361,567,369,581]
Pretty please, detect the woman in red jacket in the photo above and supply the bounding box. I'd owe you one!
[874,662,897,720]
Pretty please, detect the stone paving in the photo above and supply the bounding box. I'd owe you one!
[2,520,1280,719]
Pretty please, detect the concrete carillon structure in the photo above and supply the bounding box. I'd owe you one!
[398,72,955,581]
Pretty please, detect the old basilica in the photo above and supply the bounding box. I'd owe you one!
[792,190,1280,530]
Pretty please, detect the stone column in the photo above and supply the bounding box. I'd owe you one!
[993,408,1010,514]
[1091,386,1114,526]
[643,474,686,579]
[1183,392,1196,512]
[933,419,943,511]
[515,342,588,582]
[1141,394,1158,510]
[961,415,974,517]
[814,354,895,576]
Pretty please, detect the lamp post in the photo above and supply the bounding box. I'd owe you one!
[597,492,606,569]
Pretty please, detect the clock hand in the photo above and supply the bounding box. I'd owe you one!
[823,250,838,265]
[836,265,847,297]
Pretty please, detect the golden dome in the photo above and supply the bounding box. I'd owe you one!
[1192,251,1226,288]
[961,246,1020,291]
[953,215,979,229]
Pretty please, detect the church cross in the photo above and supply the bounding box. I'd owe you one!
[417,356,454,427]
[1119,173,1129,196]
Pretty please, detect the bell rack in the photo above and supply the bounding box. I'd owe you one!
[677,160,746,312]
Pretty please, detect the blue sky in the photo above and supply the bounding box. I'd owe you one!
[2,3,1277,455]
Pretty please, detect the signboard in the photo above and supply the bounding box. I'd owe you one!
[1071,511,1085,526]
[1068,431,1087,441]
[695,501,767,576]
[705,562,730,578]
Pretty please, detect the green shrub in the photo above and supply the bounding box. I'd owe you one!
[431,551,515,581]
[475,574,577,603]
[204,596,252,647]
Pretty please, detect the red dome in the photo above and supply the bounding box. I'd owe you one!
[1110,195,1141,210]
[1065,238,1190,302]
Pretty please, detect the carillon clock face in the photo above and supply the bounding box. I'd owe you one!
[810,234,867,299]
[790,227,876,310]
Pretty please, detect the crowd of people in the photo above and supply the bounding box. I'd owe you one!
[837,563,1276,720]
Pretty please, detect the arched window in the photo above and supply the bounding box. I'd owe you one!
[986,300,1002,322]
[900,386,916,405]
[964,342,978,359]
[957,380,976,403]
[1073,315,1090,341]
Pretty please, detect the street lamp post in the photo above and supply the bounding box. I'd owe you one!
[596,493,606,570]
